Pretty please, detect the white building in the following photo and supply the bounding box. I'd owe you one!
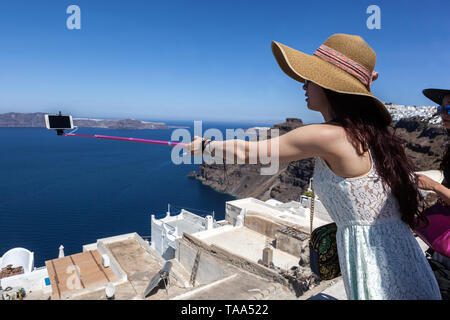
[151,208,219,259]
[385,104,440,123]
[0,247,51,297]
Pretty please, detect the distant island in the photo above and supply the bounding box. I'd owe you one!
[0,112,187,130]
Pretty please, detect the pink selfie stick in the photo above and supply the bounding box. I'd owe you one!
[63,133,187,147]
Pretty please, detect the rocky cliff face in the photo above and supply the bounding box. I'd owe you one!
[194,117,448,202]
[393,117,447,170]
[194,118,315,202]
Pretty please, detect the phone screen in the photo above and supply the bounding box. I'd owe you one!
[48,115,72,129]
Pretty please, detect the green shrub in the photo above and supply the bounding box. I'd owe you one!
[304,190,314,198]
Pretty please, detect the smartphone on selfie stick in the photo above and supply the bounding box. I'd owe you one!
[44,112,74,135]
[44,112,187,148]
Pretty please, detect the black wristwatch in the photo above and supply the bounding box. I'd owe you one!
[202,138,211,153]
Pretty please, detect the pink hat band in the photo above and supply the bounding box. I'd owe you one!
[313,44,378,91]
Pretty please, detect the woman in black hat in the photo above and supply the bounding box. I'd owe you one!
[416,90,450,205]
[414,89,450,299]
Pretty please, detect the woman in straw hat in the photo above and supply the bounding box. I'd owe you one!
[187,34,441,299]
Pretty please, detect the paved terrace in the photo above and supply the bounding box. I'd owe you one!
[51,233,295,300]
[37,230,339,301]
[68,233,300,300]
[40,220,430,300]
[172,270,296,300]
[199,227,299,270]
[71,235,192,300]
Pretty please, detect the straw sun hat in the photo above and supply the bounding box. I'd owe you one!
[271,33,392,125]
[423,88,450,106]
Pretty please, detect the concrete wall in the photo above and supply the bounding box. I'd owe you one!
[244,213,284,239]
[151,217,164,255]
[275,231,305,257]
[181,233,289,286]
[82,243,97,252]
[225,203,241,226]
[151,217,179,259]
[96,235,132,284]
[0,268,51,293]
[176,239,228,285]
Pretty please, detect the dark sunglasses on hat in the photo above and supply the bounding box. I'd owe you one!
[436,105,450,115]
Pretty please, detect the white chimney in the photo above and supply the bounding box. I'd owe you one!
[102,254,110,268]
[105,282,115,300]
[205,215,213,230]
[58,245,65,258]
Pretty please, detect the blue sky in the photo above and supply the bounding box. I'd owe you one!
[0,0,449,123]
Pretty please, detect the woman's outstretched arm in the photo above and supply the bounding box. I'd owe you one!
[187,123,339,164]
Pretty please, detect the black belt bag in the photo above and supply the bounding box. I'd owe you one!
[308,176,341,280]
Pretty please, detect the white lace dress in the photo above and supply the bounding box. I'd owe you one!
[312,151,442,300]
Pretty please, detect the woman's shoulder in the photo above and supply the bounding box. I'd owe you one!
[302,122,345,133]
[300,122,347,142]
[288,122,349,156]
[301,122,369,161]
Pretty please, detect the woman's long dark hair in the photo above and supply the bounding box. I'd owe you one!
[323,89,427,229]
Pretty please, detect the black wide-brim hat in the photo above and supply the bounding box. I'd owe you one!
[423,88,450,105]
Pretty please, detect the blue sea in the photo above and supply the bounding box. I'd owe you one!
[0,121,275,267]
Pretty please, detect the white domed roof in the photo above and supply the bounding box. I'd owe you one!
[1,247,34,273]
